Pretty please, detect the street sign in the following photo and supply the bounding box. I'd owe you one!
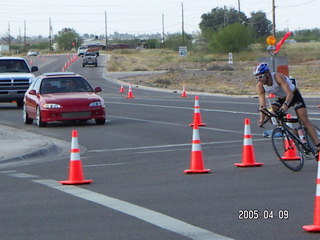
[228,52,233,64]
[179,46,187,56]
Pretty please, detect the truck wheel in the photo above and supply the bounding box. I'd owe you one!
[16,100,24,108]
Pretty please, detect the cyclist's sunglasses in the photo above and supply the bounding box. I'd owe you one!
[256,74,266,80]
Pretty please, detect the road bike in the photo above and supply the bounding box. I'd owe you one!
[260,108,320,171]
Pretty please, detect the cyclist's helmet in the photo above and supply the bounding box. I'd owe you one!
[253,63,270,76]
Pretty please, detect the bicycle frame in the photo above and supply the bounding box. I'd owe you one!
[261,108,313,152]
[279,121,313,154]
[260,108,316,171]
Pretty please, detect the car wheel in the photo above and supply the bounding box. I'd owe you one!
[95,63,98,67]
[16,100,24,108]
[83,64,85,67]
[23,105,33,124]
[95,118,105,125]
[36,107,47,127]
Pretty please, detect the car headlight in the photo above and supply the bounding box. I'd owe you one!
[89,101,103,107]
[43,103,61,109]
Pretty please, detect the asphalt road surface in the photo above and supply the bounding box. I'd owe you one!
[1,54,320,240]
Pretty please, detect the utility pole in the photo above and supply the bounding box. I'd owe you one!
[162,14,165,48]
[223,6,227,28]
[105,11,108,49]
[18,28,22,45]
[24,20,27,52]
[238,0,241,22]
[8,22,11,53]
[49,18,52,52]
[181,2,185,45]
[272,0,276,36]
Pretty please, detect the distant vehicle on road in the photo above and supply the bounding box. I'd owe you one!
[83,52,98,67]
[86,44,100,57]
[27,51,38,56]
[78,44,101,57]
[0,57,38,107]
[77,46,87,56]
[23,72,106,127]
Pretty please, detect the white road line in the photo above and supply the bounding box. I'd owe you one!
[109,102,259,116]
[108,115,260,135]
[107,97,258,105]
[7,173,39,178]
[88,138,269,153]
[108,102,320,120]
[85,162,134,167]
[33,179,234,240]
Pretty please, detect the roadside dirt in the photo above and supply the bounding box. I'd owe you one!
[107,54,320,97]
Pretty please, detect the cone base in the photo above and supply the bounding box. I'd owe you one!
[184,169,210,174]
[303,225,320,232]
[59,179,93,185]
[234,162,264,167]
[189,123,206,127]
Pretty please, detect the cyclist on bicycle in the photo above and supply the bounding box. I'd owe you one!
[254,62,320,151]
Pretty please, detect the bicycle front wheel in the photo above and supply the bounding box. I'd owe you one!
[271,127,304,171]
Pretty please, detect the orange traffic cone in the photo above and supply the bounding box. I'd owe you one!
[235,118,264,167]
[181,86,187,97]
[281,139,301,160]
[268,93,275,98]
[190,96,206,127]
[303,153,320,232]
[59,130,93,185]
[184,124,210,174]
[119,84,125,93]
[281,114,301,160]
[127,84,135,99]
[62,62,67,72]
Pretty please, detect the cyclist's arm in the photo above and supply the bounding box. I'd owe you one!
[256,82,267,127]
[275,72,294,112]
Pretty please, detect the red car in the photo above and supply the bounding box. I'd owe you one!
[23,72,106,127]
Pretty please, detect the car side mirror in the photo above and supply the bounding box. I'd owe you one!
[29,89,37,95]
[31,66,38,72]
[94,87,102,92]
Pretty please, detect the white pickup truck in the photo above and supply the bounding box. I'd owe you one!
[0,57,38,107]
[77,46,87,56]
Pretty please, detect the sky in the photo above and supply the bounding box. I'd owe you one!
[0,0,319,38]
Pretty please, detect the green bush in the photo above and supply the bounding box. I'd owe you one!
[209,23,254,53]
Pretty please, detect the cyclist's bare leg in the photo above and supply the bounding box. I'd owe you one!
[295,107,320,149]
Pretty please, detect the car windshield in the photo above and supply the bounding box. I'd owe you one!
[0,60,30,73]
[40,77,94,94]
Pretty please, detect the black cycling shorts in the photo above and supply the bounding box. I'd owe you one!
[272,89,306,110]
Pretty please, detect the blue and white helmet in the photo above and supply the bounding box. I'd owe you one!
[253,63,270,76]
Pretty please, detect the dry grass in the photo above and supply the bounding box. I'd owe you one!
[106,43,320,96]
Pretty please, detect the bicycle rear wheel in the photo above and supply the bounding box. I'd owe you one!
[271,127,304,171]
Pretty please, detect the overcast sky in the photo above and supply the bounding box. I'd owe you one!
[0,0,319,38]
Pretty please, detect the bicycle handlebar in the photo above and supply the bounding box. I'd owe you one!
[259,107,287,128]
[259,107,286,119]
